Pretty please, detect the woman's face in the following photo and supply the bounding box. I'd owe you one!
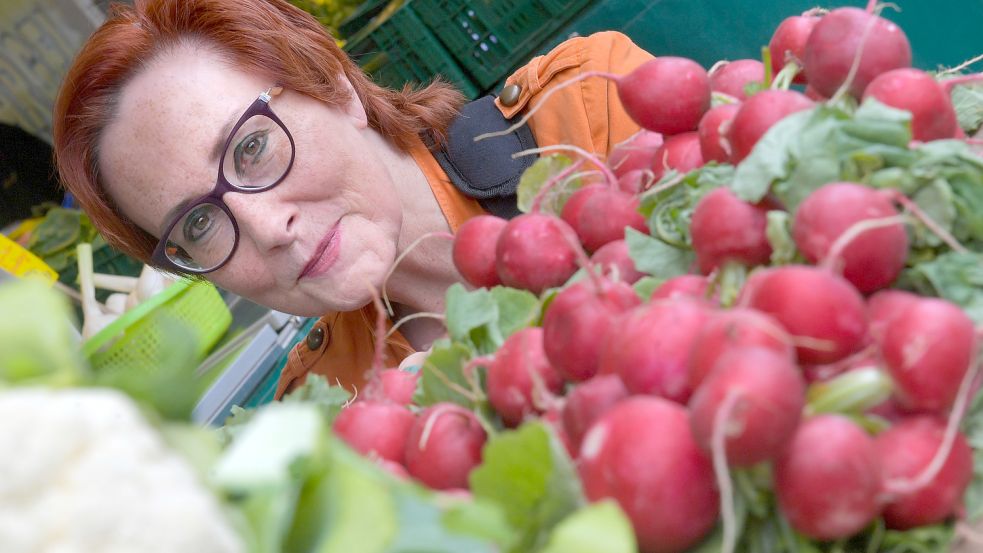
[99,45,403,316]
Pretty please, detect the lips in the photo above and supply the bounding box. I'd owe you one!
[299,223,341,280]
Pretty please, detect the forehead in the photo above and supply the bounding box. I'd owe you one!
[99,45,271,234]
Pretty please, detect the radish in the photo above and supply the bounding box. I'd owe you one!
[876,416,974,530]
[689,346,805,466]
[453,215,508,288]
[617,57,711,136]
[867,288,919,344]
[774,414,882,541]
[690,187,774,273]
[768,14,821,84]
[542,277,641,382]
[803,7,912,99]
[651,274,713,302]
[560,184,606,232]
[495,213,580,295]
[404,403,487,490]
[708,59,765,101]
[727,89,814,163]
[574,188,648,252]
[688,307,794,389]
[486,327,564,427]
[616,169,652,195]
[697,103,741,163]
[879,297,976,413]
[650,132,704,182]
[579,397,718,553]
[561,374,630,453]
[608,130,664,177]
[804,85,827,101]
[863,68,960,141]
[589,239,645,284]
[364,368,420,406]
[740,265,868,365]
[332,401,416,464]
[801,345,881,385]
[598,298,711,402]
[793,182,908,294]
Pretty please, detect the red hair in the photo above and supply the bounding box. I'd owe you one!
[53,0,465,265]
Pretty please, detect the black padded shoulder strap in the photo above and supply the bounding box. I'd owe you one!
[427,95,538,220]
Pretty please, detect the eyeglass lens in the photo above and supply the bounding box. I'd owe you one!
[163,113,292,271]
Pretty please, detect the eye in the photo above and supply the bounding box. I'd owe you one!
[182,205,214,243]
[234,131,268,176]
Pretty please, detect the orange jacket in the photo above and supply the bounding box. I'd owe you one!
[275,31,654,398]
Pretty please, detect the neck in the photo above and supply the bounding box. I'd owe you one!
[363,130,462,318]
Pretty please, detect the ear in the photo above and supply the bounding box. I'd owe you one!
[337,74,368,129]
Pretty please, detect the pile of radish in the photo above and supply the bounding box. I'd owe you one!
[327,3,983,552]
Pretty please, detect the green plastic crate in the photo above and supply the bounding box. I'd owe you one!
[344,5,480,98]
[413,0,591,90]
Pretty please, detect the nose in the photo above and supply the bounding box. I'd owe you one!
[223,190,298,253]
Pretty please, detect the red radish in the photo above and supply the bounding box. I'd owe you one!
[804,85,827,101]
[768,14,821,84]
[575,188,648,252]
[803,7,912,99]
[589,239,645,284]
[727,89,814,163]
[404,403,487,490]
[876,416,974,530]
[598,298,711,402]
[650,132,704,181]
[690,187,774,273]
[608,130,664,177]
[560,184,606,231]
[689,347,805,466]
[617,57,711,136]
[376,458,410,479]
[616,169,652,195]
[880,297,976,413]
[863,68,960,141]
[867,288,920,343]
[793,182,908,293]
[486,327,564,427]
[332,401,416,464]
[741,265,868,365]
[543,277,641,382]
[495,213,580,295]
[774,415,882,541]
[453,215,508,288]
[579,397,718,553]
[688,307,794,389]
[562,374,630,453]
[697,103,741,163]
[709,59,765,100]
[651,274,713,302]
[365,368,419,406]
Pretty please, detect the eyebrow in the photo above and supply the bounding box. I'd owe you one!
[159,196,198,237]
[210,108,240,162]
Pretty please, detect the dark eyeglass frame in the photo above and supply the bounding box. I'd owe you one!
[150,86,296,274]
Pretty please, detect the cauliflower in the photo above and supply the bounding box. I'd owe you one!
[0,388,245,553]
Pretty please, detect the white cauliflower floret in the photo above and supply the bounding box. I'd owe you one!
[0,388,245,553]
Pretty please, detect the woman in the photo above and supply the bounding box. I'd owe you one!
[53,0,653,397]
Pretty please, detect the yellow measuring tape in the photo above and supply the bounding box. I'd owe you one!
[0,232,58,284]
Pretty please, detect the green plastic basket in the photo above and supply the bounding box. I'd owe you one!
[343,4,480,98]
[413,0,591,89]
[82,280,232,374]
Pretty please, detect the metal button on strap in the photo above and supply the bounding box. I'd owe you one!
[306,325,325,350]
[500,84,522,107]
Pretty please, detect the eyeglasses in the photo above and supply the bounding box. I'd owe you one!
[151,87,296,274]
